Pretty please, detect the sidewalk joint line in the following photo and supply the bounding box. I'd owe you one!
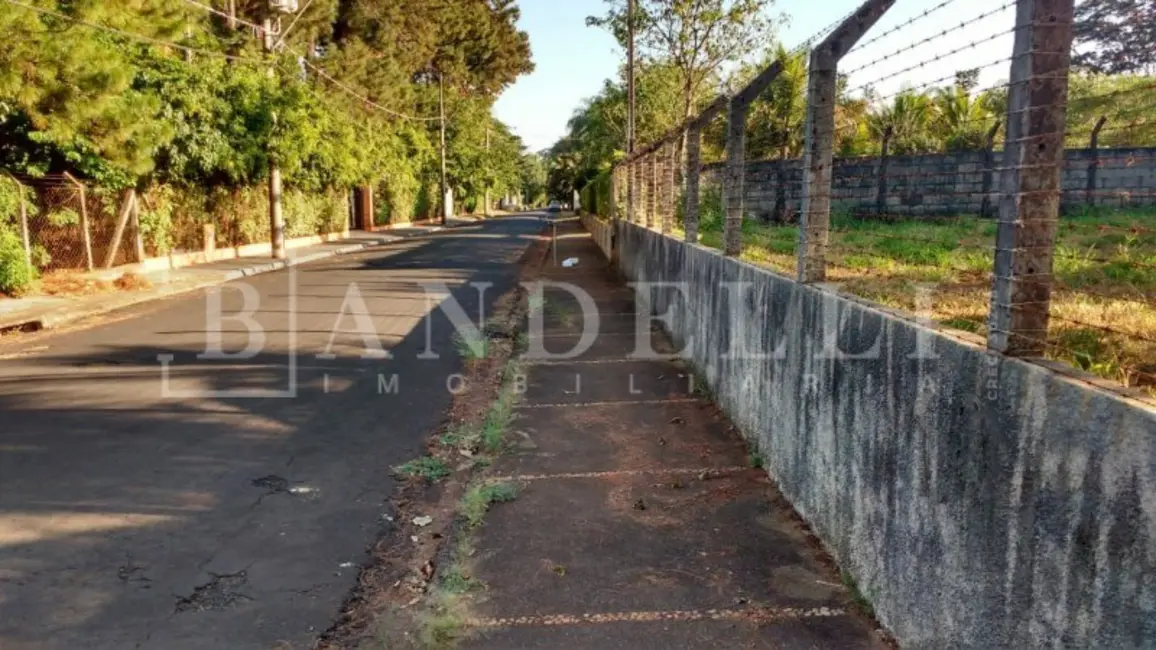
[519,397,700,409]
[523,355,681,365]
[465,605,848,629]
[492,466,748,482]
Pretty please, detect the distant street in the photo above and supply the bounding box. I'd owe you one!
[0,216,544,650]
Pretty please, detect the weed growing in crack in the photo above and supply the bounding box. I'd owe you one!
[417,593,469,648]
[440,566,477,595]
[453,331,488,362]
[842,571,876,620]
[479,359,524,453]
[461,482,519,528]
[747,452,765,469]
[395,456,450,482]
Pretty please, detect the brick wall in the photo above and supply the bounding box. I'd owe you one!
[703,147,1156,220]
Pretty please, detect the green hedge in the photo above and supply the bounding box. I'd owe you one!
[579,170,614,218]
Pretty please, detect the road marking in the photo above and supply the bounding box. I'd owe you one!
[518,397,700,409]
[491,466,749,482]
[523,356,681,366]
[466,605,847,629]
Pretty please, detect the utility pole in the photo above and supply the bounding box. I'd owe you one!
[263,14,286,259]
[228,0,237,29]
[625,0,636,223]
[439,74,449,225]
[626,0,636,156]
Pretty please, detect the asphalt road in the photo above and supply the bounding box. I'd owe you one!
[0,215,545,649]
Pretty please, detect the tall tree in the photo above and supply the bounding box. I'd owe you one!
[587,0,778,124]
[1074,0,1156,74]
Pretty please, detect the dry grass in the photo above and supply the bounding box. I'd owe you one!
[695,209,1156,396]
[113,271,153,291]
[29,270,153,298]
[37,271,114,297]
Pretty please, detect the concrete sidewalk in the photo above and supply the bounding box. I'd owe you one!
[0,223,456,333]
[462,221,889,648]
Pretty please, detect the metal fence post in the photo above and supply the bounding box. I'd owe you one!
[63,172,94,272]
[1086,115,1107,207]
[875,126,893,217]
[980,121,1002,218]
[797,0,896,282]
[685,124,703,243]
[724,98,748,256]
[14,178,32,271]
[988,0,1076,356]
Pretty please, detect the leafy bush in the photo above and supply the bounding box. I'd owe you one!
[0,228,37,296]
[697,183,725,232]
[47,208,80,227]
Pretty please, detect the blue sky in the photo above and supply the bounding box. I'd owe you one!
[495,0,1017,153]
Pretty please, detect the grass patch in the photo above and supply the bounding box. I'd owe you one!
[696,211,1156,396]
[480,360,523,453]
[440,563,478,595]
[453,331,489,362]
[842,571,876,620]
[461,482,519,528]
[416,593,469,649]
[395,456,451,482]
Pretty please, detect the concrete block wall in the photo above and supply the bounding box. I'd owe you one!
[703,147,1156,219]
[583,214,1156,648]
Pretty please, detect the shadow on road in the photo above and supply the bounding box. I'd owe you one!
[0,216,545,649]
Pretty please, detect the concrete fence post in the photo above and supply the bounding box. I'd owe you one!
[662,140,676,235]
[797,0,896,282]
[610,166,620,221]
[203,223,216,257]
[685,124,703,243]
[637,158,647,224]
[626,159,636,223]
[646,152,657,229]
[980,121,1002,218]
[1086,115,1107,207]
[724,98,748,256]
[988,0,1075,356]
[875,126,893,217]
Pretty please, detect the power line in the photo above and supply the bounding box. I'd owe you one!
[173,0,437,122]
[176,0,262,30]
[286,48,441,122]
[3,0,259,62]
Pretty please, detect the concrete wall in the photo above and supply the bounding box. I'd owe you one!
[702,147,1156,220]
[582,214,1156,648]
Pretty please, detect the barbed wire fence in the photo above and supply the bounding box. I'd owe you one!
[608,0,1156,396]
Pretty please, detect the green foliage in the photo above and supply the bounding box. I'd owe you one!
[0,227,36,296]
[461,482,519,527]
[1074,0,1156,75]
[46,208,80,228]
[396,456,451,482]
[579,170,614,218]
[0,0,536,242]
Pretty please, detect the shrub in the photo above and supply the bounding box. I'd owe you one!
[0,228,37,296]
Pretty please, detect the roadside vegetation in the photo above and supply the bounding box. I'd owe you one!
[686,189,1156,395]
[0,2,548,297]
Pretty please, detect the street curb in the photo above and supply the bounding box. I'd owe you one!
[0,224,459,335]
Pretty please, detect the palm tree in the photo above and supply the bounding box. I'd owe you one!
[867,91,937,155]
[932,87,995,151]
